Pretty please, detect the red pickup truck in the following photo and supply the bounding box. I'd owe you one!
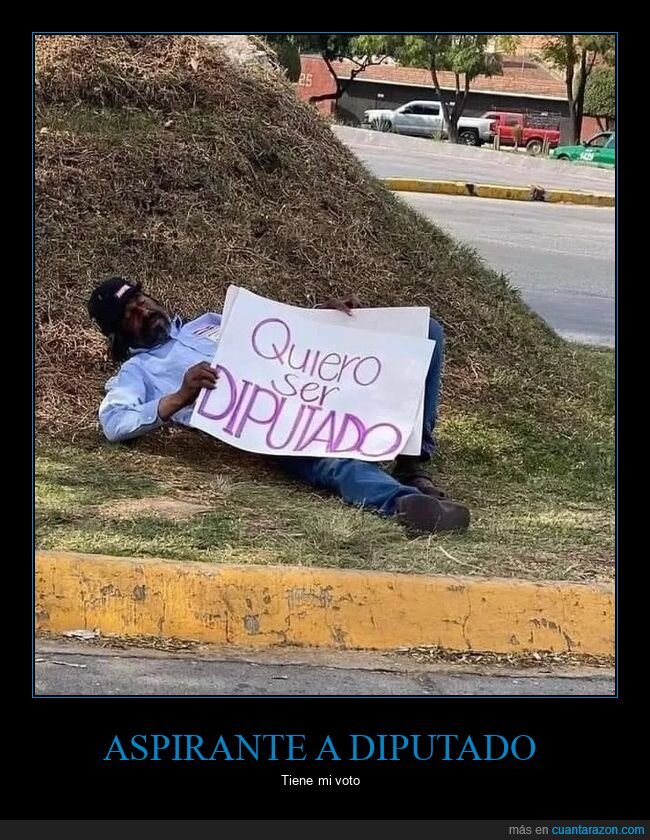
[481,111,561,155]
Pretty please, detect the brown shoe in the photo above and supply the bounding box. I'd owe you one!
[396,494,470,534]
[393,466,449,499]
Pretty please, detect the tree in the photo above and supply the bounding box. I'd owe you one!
[355,34,502,143]
[584,66,615,130]
[495,35,521,55]
[264,35,389,104]
[540,35,615,143]
[266,37,302,82]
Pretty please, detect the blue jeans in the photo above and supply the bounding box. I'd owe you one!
[275,318,444,516]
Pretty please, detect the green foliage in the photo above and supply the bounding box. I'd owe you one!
[540,35,615,142]
[585,67,615,118]
[265,34,357,62]
[541,35,615,80]
[269,38,302,82]
[540,34,577,73]
[578,34,615,65]
[359,35,502,82]
[495,35,520,55]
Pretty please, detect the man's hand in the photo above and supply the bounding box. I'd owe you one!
[317,294,361,316]
[158,362,219,421]
[178,362,219,402]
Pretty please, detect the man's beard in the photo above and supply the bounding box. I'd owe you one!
[137,312,171,347]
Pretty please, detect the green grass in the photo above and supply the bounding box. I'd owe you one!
[35,345,614,583]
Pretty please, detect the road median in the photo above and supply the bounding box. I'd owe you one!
[382,178,614,207]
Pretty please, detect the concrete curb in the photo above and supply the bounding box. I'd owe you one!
[382,178,615,207]
[36,551,614,656]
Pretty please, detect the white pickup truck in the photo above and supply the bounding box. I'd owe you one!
[363,100,496,146]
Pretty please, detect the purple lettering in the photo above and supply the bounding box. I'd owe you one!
[299,381,321,403]
[233,385,284,439]
[296,410,337,452]
[271,373,299,397]
[222,379,253,435]
[307,349,322,378]
[317,352,342,382]
[358,423,403,458]
[196,365,237,421]
[287,344,311,373]
[353,356,382,386]
[251,318,290,363]
[318,384,340,407]
[265,404,309,450]
[294,405,322,449]
[330,413,365,453]
[336,354,361,383]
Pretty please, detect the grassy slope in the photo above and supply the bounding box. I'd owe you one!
[36,346,613,582]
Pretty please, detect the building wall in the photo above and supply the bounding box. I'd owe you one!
[581,115,614,138]
[294,54,336,117]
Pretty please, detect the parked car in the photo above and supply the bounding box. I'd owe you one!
[363,101,496,146]
[550,132,615,166]
[481,111,561,155]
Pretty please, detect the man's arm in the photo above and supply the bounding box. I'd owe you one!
[99,362,219,443]
[157,363,218,421]
[99,364,163,443]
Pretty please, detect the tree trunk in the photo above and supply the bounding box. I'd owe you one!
[573,48,597,143]
[448,74,470,144]
[431,60,455,142]
[564,36,578,144]
[572,49,588,142]
[441,72,461,143]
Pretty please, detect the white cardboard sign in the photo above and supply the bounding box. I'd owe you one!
[190,288,434,461]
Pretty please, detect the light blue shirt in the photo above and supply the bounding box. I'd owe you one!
[99,313,223,442]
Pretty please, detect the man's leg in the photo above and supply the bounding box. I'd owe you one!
[277,456,418,516]
[276,455,470,533]
[420,316,444,462]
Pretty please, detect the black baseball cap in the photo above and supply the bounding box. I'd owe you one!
[88,277,142,336]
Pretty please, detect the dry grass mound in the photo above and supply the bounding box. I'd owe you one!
[35,34,607,446]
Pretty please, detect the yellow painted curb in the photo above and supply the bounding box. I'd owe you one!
[36,551,614,656]
[382,178,615,207]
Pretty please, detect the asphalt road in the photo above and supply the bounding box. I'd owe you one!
[398,192,615,346]
[34,641,614,696]
[334,125,616,194]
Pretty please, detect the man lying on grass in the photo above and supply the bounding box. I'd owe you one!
[88,277,470,534]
